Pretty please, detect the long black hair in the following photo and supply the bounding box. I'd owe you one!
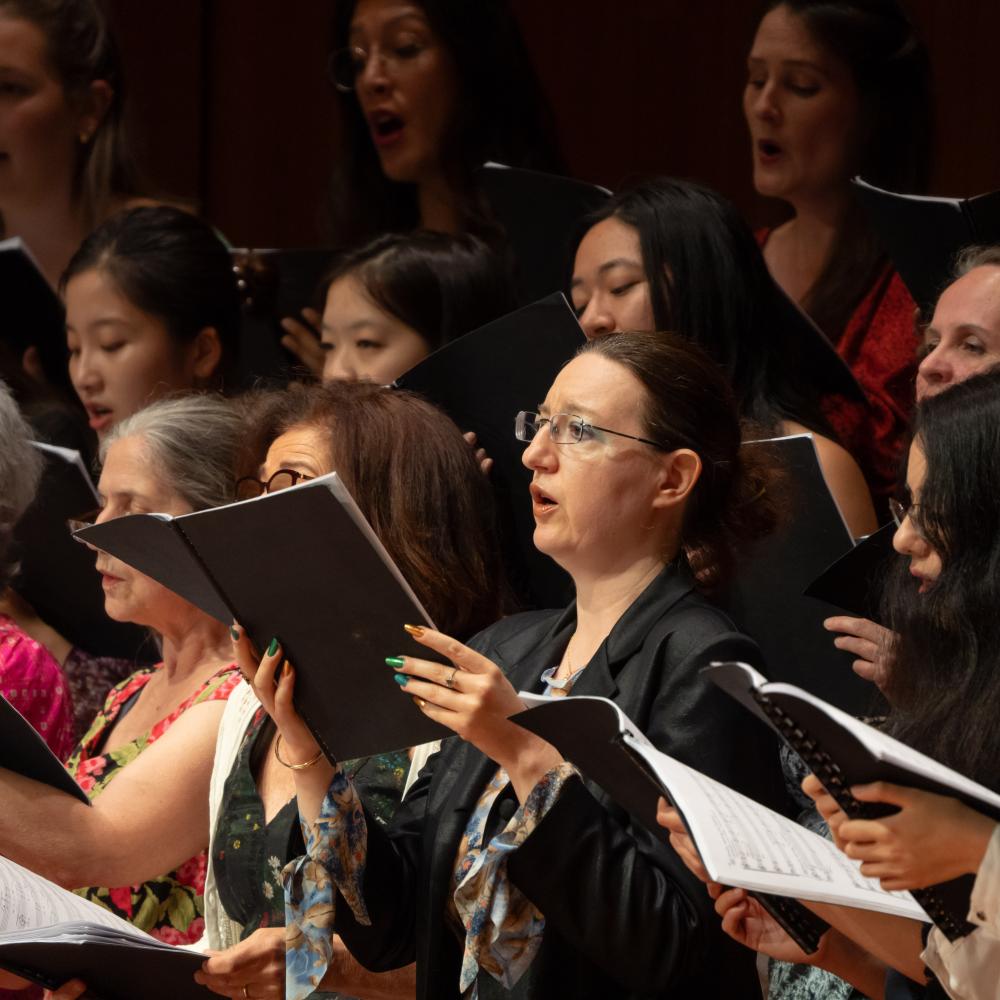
[882,369,1000,788]
[573,177,828,433]
[319,231,516,352]
[325,0,563,248]
[61,206,241,386]
[758,0,932,337]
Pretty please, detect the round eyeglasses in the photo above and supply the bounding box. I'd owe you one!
[327,40,429,93]
[514,410,667,450]
[236,469,314,501]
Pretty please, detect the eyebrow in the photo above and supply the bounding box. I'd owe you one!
[570,257,644,288]
[68,317,132,335]
[746,55,828,74]
[924,323,994,340]
[321,319,382,335]
[349,11,428,39]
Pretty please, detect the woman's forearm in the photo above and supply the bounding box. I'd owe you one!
[820,928,889,999]
[806,901,927,986]
[319,937,416,999]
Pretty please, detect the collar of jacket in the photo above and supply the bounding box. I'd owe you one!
[492,557,698,702]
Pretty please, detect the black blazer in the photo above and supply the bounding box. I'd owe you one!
[335,561,787,998]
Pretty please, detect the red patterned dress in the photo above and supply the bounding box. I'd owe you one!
[65,664,241,943]
[757,231,919,502]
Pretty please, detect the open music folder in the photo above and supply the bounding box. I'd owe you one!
[0,854,208,999]
[705,660,1000,941]
[73,472,449,761]
[511,693,927,954]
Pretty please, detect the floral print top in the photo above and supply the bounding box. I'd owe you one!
[65,664,241,944]
[0,614,74,761]
[214,709,408,938]
[283,668,581,1000]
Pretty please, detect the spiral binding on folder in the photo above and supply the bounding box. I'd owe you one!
[749,689,975,942]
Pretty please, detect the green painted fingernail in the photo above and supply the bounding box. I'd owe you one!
[230,626,240,641]
[385,656,405,668]
[267,637,279,656]
[393,673,408,686]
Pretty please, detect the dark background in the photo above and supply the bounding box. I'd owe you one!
[107,1,1000,248]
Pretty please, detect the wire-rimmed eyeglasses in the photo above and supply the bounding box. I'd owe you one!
[514,410,668,450]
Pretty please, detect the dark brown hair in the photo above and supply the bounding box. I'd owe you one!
[759,0,932,338]
[579,333,780,590]
[237,381,509,638]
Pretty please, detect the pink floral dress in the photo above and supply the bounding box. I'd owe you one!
[65,664,241,943]
[0,614,74,761]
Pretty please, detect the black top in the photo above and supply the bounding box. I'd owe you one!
[332,560,789,999]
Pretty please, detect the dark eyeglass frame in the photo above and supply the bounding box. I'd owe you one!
[236,469,315,501]
[889,497,924,536]
[514,410,668,450]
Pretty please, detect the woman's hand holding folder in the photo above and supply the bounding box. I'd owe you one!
[814,780,997,892]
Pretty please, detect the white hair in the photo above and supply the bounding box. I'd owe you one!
[0,380,43,588]
[100,394,241,512]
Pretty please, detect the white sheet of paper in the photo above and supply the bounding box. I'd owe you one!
[634,736,928,921]
[0,855,148,938]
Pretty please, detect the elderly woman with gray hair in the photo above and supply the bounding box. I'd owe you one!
[0,380,74,760]
[0,396,244,977]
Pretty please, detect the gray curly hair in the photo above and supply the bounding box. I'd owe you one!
[0,381,43,589]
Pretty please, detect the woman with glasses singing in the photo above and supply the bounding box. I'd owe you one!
[0,396,243,992]
[322,0,562,247]
[250,333,789,999]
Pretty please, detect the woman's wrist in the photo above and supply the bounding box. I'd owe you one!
[820,928,888,998]
[496,730,564,803]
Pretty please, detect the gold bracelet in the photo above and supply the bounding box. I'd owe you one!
[273,733,324,770]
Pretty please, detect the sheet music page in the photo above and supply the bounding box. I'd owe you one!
[0,856,146,938]
[631,736,928,921]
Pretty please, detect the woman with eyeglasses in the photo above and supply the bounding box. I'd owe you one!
[323,0,561,245]
[660,369,1000,998]
[176,379,509,1000]
[240,333,788,999]
[0,396,243,987]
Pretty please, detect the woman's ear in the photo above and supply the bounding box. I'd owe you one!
[77,80,113,143]
[191,326,223,382]
[652,448,701,510]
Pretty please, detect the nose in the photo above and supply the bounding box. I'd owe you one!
[750,80,780,123]
[577,295,617,340]
[521,424,558,473]
[323,349,358,382]
[915,344,952,400]
[356,45,391,98]
[70,345,102,395]
[891,514,927,559]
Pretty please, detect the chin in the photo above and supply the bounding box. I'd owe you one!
[378,154,422,185]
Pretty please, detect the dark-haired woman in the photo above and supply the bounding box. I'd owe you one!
[746,0,932,501]
[664,370,1000,997]
[571,177,877,536]
[64,205,241,439]
[0,0,147,287]
[302,230,514,382]
[250,333,788,999]
[324,0,562,246]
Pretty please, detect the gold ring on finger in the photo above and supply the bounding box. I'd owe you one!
[445,666,458,689]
